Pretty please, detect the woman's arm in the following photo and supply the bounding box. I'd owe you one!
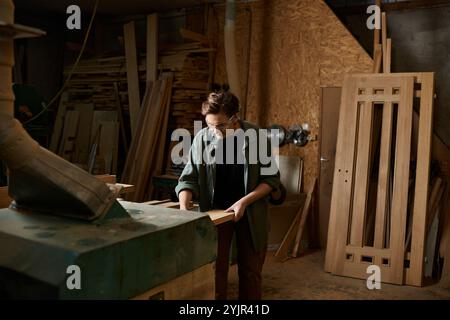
[225,182,273,221]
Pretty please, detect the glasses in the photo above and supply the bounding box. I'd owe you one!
[206,115,237,133]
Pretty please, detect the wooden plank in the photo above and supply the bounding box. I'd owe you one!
[382,12,387,72]
[385,39,392,73]
[373,0,381,58]
[99,121,119,175]
[350,102,374,246]
[59,110,79,161]
[277,155,303,195]
[0,186,12,208]
[95,174,117,184]
[90,111,117,146]
[292,178,317,257]
[142,199,171,205]
[325,75,359,273]
[274,202,303,261]
[389,76,414,284]
[133,74,173,201]
[147,73,173,199]
[114,183,135,195]
[424,209,440,278]
[407,72,435,286]
[72,104,94,164]
[319,87,341,248]
[440,191,450,283]
[49,92,69,153]
[124,21,141,136]
[206,210,235,226]
[147,14,158,85]
[180,28,210,47]
[372,44,382,73]
[374,102,394,248]
[122,80,161,185]
[113,82,129,155]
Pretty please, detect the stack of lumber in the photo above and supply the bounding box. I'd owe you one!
[159,40,212,134]
[121,72,174,202]
[50,95,120,175]
[159,40,212,178]
[62,56,146,112]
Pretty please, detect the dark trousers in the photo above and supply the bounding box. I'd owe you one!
[215,215,267,300]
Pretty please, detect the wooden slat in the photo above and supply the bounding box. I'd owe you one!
[95,174,117,184]
[382,12,387,72]
[385,39,392,73]
[72,104,94,164]
[124,21,141,136]
[122,80,161,185]
[372,44,382,73]
[325,75,359,273]
[0,186,12,208]
[113,82,128,155]
[59,110,79,161]
[274,202,303,261]
[407,72,435,286]
[374,102,394,248]
[292,178,317,257]
[146,14,158,85]
[180,28,210,47]
[206,210,235,226]
[373,0,381,58]
[389,76,414,284]
[350,102,374,246]
[49,92,69,153]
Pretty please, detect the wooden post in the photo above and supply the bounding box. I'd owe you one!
[124,21,141,136]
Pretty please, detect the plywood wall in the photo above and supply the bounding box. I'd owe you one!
[211,0,373,189]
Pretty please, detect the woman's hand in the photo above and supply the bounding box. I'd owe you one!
[225,199,248,222]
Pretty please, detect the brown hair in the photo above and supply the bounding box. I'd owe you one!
[201,92,240,117]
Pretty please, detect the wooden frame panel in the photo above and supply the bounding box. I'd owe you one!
[325,73,434,286]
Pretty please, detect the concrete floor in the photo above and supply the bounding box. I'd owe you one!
[228,250,450,300]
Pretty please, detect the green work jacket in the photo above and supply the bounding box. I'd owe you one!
[175,120,280,252]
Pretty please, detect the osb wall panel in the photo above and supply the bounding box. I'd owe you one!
[212,0,373,190]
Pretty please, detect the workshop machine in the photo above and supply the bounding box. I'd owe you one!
[0,0,216,299]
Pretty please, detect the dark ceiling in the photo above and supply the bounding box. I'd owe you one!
[14,0,212,16]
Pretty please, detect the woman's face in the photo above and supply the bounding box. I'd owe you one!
[205,112,237,139]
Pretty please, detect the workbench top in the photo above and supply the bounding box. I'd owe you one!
[0,200,217,299]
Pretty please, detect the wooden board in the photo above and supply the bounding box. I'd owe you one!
[350,102,374,247]
[319,87,341,248]
[146,14,158,85]
[72,104,94,164]
[124,21,141,136]
[374,102,394,249]
[407,73,435,286]
[49,92,69,153]
[276,155,303,195]
[292,178,317,257]
[324,74,360,273]
[58,110,79,161]
[0,186,12,209]
[206,210,235,226]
